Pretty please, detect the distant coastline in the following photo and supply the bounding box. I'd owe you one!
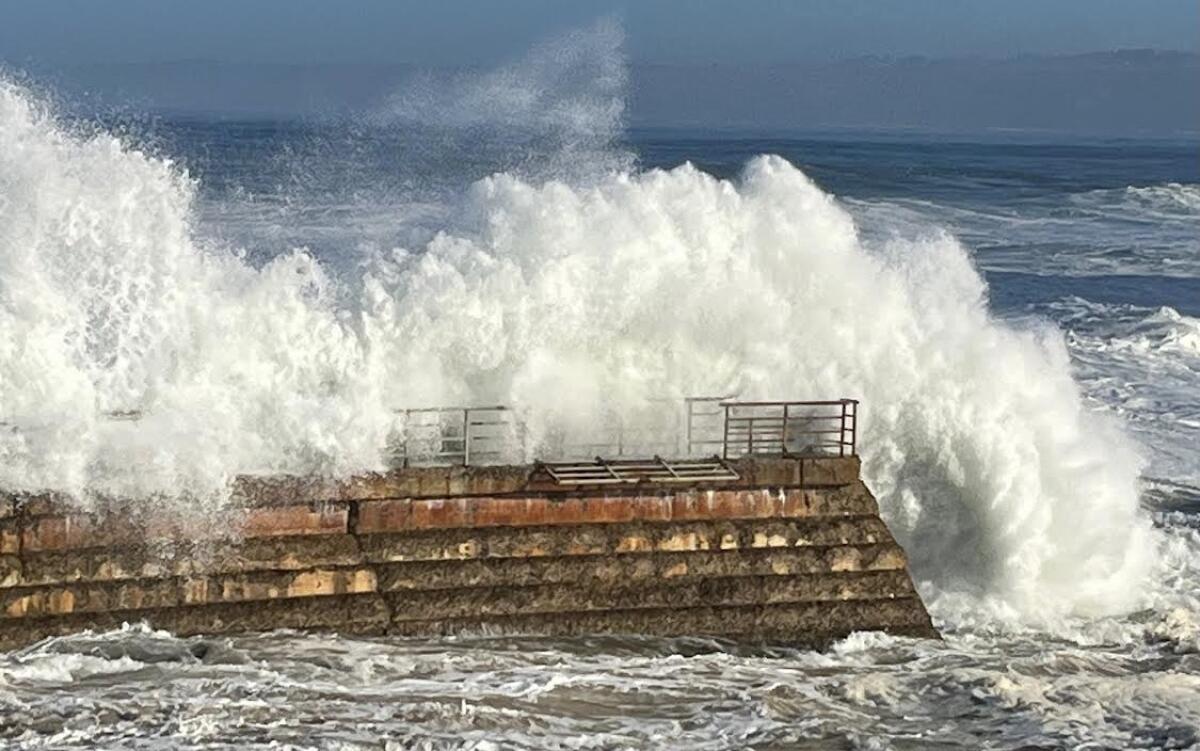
[6,50,1198,138]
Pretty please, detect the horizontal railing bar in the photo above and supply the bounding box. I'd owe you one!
[398,405,510,413]
[544,473,738,482]
[722,399,857,406]
[730,426,839,433]
[540,459,733,468]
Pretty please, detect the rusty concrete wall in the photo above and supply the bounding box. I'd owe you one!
[0,457,936,650]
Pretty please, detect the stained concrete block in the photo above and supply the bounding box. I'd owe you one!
[0,556,22,588]
[240,504,349,538]
[21,514,144,553]
[803,457,862,487]
[356,498,412,534]
[0,520,19,556]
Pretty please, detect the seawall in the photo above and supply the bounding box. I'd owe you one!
[0,456,937,650]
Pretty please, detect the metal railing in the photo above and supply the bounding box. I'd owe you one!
[719,399,857,458]
[389,397,858,467]
[392,406,520,467]
[4,399,857,467]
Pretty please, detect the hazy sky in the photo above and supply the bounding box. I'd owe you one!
[1,0,1197,66]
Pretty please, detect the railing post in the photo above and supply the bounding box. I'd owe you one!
[839,401,847,457]
[850,400,858,456]
[462,408,471,466]
[722,404,730,459]
[782,403,790,457]
[516,409,528,462]
[402,409,412,468]
[685,399,693,457]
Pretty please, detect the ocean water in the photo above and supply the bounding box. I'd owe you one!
[1,59,1200,749]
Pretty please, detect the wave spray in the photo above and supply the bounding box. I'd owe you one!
[0,39,1157,625]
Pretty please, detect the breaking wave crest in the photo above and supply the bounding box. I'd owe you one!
[0,77,1159,623]
[1069,182,1200,218]
[1120,182,1200,214]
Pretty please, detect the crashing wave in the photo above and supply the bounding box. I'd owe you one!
[0,76,1159,622]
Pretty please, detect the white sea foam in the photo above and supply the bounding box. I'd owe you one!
[0,75,1163,623]
[1044,298,1200,488]
[0,651,144,685]
[846,179,1200,278]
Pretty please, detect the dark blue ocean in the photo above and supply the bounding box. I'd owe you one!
[2,96,1199,749]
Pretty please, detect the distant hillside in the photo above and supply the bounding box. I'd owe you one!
[630,51,1200,137]
[7,51,1198,137]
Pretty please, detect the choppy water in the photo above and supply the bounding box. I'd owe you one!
[2,623,1199,749]
[1,38,1199,749]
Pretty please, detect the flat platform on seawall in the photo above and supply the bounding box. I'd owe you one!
[0,456,937,650]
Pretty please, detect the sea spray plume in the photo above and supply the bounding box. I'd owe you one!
[361,157,1157,621]
[372,18,631,181]
[0,78,393,505]
[196,19,631,273]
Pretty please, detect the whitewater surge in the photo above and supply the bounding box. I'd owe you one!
[1039,299,1200,497]
[4,625,1199,750]
[847,179,1200,278]
[0,78,1156,621]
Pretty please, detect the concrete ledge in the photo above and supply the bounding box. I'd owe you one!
[355,484,876,534]
[13,535,367,588]
[213,457,862,508]
[0,486,879,558]
[0,564,917,624]
[3,517,899,589]
[3,504,351,555]
[386,599,935,643]
[0,458,864,516]
[358,518,903,565]
[1,567,378,619]
[0,593,389,652]
[384,571,918,622]
[376,546,908,593]
[0,593,934,652]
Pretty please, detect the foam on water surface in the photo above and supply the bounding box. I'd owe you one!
[0,628,1198,750]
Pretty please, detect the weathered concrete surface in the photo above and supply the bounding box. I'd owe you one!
[0,457,936,650]
[222,456,863,507]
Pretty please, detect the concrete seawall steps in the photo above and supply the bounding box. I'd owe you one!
[0,457,938,650]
